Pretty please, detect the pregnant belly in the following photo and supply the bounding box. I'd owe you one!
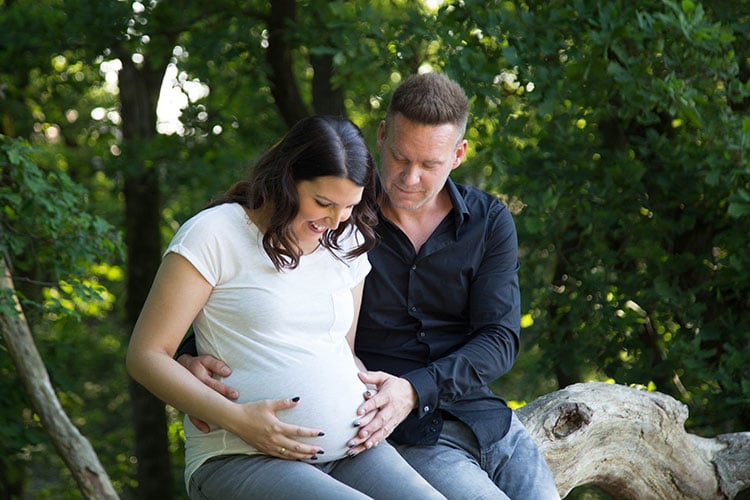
[229,363,367,462]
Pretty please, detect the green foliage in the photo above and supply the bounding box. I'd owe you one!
[0,135,123,317]
[443,0,750,433]
[1,0,748,497]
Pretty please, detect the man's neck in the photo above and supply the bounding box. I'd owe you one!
[381,190,452,253]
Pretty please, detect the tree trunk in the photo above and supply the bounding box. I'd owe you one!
[517,382,750,499]
[266,0,309,127]
[0,257,118,500]
[118,54,176,499]
[311,53,345,116]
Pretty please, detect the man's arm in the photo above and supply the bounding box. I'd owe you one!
[174,333,238,432]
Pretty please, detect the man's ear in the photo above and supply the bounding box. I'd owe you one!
[377,120,387,148]
[452,139,468,170]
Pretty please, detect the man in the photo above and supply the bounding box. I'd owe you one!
[179,73,559,499]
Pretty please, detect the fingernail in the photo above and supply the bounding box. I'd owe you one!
[318,432,325,436]
[352,421,360,427]
[365,390,373,397]
[309,456,318,461]
[347,451,358,458]
[347,441,355,448]
[292,397,300,402]
[317,450,325,454]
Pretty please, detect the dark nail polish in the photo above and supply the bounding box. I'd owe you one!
[352,421,361,427]
[292,396,300,402]
[318,431,325,436]
[310,456,318,461]
[317,450,325,454]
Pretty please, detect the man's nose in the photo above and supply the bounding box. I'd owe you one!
[401,164,420,184]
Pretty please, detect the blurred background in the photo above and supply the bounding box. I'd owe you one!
[1,0,748,498]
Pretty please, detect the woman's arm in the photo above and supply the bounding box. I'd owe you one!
[126,253,324,460]
[126,253,242,428]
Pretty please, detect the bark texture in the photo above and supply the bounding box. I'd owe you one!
[517,382,750,499]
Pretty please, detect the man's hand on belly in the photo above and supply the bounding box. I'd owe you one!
[345,371,417,455]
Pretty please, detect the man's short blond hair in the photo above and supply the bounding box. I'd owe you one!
[385,73,469,138]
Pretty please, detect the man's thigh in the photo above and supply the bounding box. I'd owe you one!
[393,416,560,500]
[485,413,560,500]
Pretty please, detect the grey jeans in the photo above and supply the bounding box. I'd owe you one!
[188,441,445,500]
[393,413,560,500]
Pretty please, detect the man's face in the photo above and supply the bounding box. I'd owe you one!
[377,113,466,212]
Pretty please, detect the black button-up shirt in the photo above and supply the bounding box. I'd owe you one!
[356,179,520,447]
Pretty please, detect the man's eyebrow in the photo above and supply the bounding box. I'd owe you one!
[389,145,444,166]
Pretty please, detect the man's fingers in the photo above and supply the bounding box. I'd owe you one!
[200,355,232,377]
[204,377,239,400]
[357,370,387,386]
[189,415,211,433]
[357,392,383,416]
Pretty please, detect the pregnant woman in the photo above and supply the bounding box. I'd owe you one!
[127,115,443,499]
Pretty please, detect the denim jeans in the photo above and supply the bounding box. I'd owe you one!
[188,441,446,499]
[393,413,560,500]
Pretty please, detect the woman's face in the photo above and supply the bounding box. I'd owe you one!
[293,175,363,250]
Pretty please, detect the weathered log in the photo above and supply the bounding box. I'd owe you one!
[517,382,750,499]
[0,257,119,500]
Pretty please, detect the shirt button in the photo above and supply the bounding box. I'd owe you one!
[411,264,417,270]
[419,331,426,338]
[432,418,440,425]
[409,306,416,312]
[423,405,430,412]
[429,427,436,432]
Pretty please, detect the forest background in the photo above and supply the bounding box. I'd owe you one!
[1,0,748,498]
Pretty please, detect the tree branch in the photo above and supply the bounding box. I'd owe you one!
[518,382,750,499]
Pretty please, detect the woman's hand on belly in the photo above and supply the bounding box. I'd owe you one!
[224,397,326,461]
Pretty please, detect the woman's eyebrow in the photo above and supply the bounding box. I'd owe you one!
[315,194,360,207]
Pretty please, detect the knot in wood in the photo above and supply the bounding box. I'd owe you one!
[552,401,593,438]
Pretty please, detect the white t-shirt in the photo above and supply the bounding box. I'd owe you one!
[166,203,372,485]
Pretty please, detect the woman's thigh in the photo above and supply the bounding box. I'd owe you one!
[327,442,445,499]
[189,454,371,500]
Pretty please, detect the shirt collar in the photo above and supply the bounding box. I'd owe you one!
[445,178,470,230]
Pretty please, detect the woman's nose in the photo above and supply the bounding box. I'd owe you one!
[326,208,349,229]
